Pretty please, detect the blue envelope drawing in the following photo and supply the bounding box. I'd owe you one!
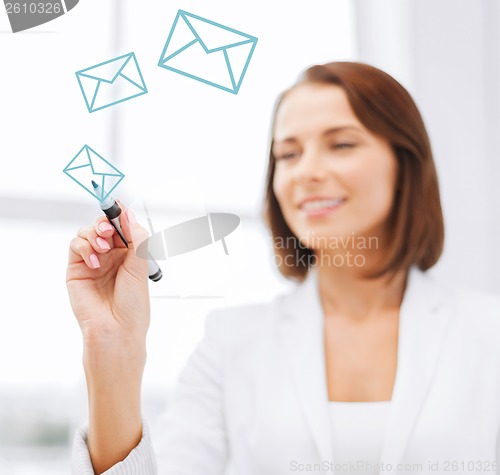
[158,10,258,94]
[63,145,125,202]
[76,52,148,113]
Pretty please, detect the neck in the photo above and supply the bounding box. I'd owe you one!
[315,250,408,323]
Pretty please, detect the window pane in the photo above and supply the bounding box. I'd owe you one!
[1,1,117,202]
[90,0,356,214]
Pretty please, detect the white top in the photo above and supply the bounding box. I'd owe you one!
[328,401,392,475]
[70,267,500,475]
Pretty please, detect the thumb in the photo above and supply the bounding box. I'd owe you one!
[120,206,150,281]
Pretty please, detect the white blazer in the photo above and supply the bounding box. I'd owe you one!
[72,265,500,475]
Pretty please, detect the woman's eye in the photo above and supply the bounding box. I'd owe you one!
[332,143,355,150]
[275,152,299,160]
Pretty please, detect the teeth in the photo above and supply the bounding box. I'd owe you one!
[301,199,344,211]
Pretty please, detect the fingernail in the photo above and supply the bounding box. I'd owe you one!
[98,222,113,232]
[89,254,100,269]
[126,208,137,224]
[96,237,110,250]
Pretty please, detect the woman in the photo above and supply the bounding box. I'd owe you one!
[68,62,500,475]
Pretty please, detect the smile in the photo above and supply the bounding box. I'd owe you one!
[299,198,347,217]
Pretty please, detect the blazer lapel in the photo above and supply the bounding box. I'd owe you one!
[279,268,335,462]
[379,267,456,471]
[278,266,456,470]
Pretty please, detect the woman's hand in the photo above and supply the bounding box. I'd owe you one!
[66,205,151,355]
[67,205,151,472]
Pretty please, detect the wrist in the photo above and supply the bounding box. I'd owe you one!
[83,351,145,398]
[83,344,146,372]
[82,324,147,359]
[82,336,147,382]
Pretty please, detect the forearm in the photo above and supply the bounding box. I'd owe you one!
[83,345,146,474]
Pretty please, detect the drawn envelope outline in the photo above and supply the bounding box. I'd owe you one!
[76,52,148,113]
[158,10,258,94]
[63,145,125,202]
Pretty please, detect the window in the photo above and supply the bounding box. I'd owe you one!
[0,1,356,472]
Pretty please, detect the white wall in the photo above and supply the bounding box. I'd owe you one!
[354,0,500,293]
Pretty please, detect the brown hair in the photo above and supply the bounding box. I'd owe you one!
[262,62,444,282]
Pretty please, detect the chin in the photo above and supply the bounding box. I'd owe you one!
[294,224,378,249]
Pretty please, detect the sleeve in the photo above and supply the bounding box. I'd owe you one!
[151,309,229,475]
[71,310,229,475]
[71,418,157,475]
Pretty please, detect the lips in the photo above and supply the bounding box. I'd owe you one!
[299,197,347,211]
[300,198,345,211]
[297,197,347,218]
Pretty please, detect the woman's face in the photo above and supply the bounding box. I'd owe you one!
[272,83,398,250]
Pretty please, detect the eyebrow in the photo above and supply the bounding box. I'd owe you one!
[273,126,363,144]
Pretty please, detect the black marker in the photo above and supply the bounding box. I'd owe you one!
[91,181,162,282]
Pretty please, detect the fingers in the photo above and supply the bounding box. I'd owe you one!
[69,216,118,269]
[69,236,102,269]
[68,201,150,280]
[94,216,115,239]
[77,224,114,254]
[93,215,128,250]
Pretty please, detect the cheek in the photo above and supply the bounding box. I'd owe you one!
[349,153,397,210]
[272,169,290,205]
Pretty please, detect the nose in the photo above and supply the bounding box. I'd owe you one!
[294,146,328,183]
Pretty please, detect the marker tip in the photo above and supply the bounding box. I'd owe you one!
[91,180,98,189]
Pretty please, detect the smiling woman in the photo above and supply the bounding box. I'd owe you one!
[264,62,444,282]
